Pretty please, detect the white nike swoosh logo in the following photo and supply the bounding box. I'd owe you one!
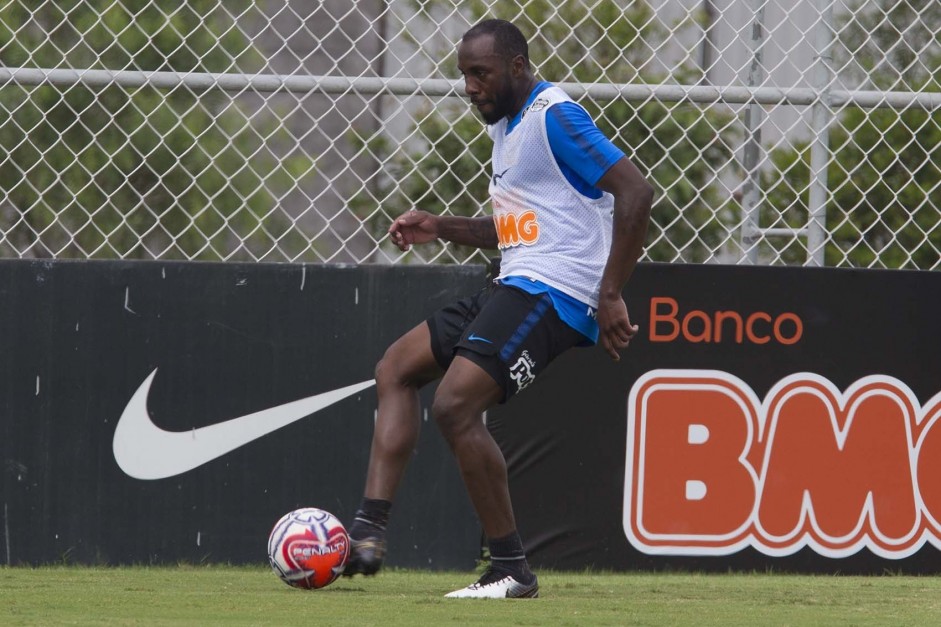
[113,369,375,480]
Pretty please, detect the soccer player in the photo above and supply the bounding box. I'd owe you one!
[343,18,653,598]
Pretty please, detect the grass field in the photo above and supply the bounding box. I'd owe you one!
[2,565,940,626]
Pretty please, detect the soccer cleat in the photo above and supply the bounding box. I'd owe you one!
[342,536,386,576]
[444,567,539,599]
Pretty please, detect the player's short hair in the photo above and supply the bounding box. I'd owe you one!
[462,19,529,64]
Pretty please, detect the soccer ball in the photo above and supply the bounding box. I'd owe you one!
[267,507,350,590]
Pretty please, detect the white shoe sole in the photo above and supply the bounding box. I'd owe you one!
[445,574,539,599]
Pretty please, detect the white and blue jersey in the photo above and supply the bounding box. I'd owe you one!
[488,82,625,344]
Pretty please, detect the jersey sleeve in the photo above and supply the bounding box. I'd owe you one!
[545,102,625,187]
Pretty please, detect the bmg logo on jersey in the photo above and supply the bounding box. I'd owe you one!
[509,351,537,392]
[493,208,540,249]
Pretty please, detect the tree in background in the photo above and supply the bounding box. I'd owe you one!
[761,0,940,268]
[0,0,310,260]
[353,0,738,264]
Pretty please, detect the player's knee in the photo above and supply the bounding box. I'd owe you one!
[375,344,410,389]
[431,390,474,444]
[375,331,438,391]
[374,353,396,388]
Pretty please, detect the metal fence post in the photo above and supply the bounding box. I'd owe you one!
[806,0,835,266]
[740,0,767,264]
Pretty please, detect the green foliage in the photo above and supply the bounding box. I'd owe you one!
[358,0,738,263]
[350,106,493,263]
[0,0,309,260]
[838,0,941,90]
[764,107,941,269]
[619,100,737,262]
[762,1,941,269]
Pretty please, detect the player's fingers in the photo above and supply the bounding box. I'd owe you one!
[396,208,420,225]
[609,322,631,343]
[389,211,413,233]
[388,229,410,251]
[602,335,621,361]
[613,323,638,345]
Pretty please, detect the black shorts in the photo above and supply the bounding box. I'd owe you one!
[427,282,585,402]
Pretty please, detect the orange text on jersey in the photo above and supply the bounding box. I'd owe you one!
[494,210,540,249]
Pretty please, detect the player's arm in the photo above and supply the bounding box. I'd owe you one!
[388,210,498,251]
[545,102,654,360]
[595,157,654,361]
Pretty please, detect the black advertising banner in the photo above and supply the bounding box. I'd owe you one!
[4,259,940,574]
[0,260,487,568]
[490,263,941,573]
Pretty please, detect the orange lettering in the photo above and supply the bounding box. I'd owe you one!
[649,297,680,342]
[715,311,744,343]
[774,313,803,345]
[629,376,756,544]
[682,310,712,343]
[517,211,539,242]
[915,403,941,534]
[757,379,917,549]
[648,298,803,346]
[494,211,539,249]
[495,214,518,248]
[626,370,937,558]
[745,312,772,344]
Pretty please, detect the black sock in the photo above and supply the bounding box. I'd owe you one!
[349,498,392,540]
[488,530,534,584]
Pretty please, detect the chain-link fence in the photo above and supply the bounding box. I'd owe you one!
[0,0,937,268]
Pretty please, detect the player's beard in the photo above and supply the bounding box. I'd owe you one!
[478,78,517,125]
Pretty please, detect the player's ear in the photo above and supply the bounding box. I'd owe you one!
[510,54,527,77]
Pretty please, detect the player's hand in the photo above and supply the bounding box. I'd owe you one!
[597,296,638,362]
[388,209,439,251]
